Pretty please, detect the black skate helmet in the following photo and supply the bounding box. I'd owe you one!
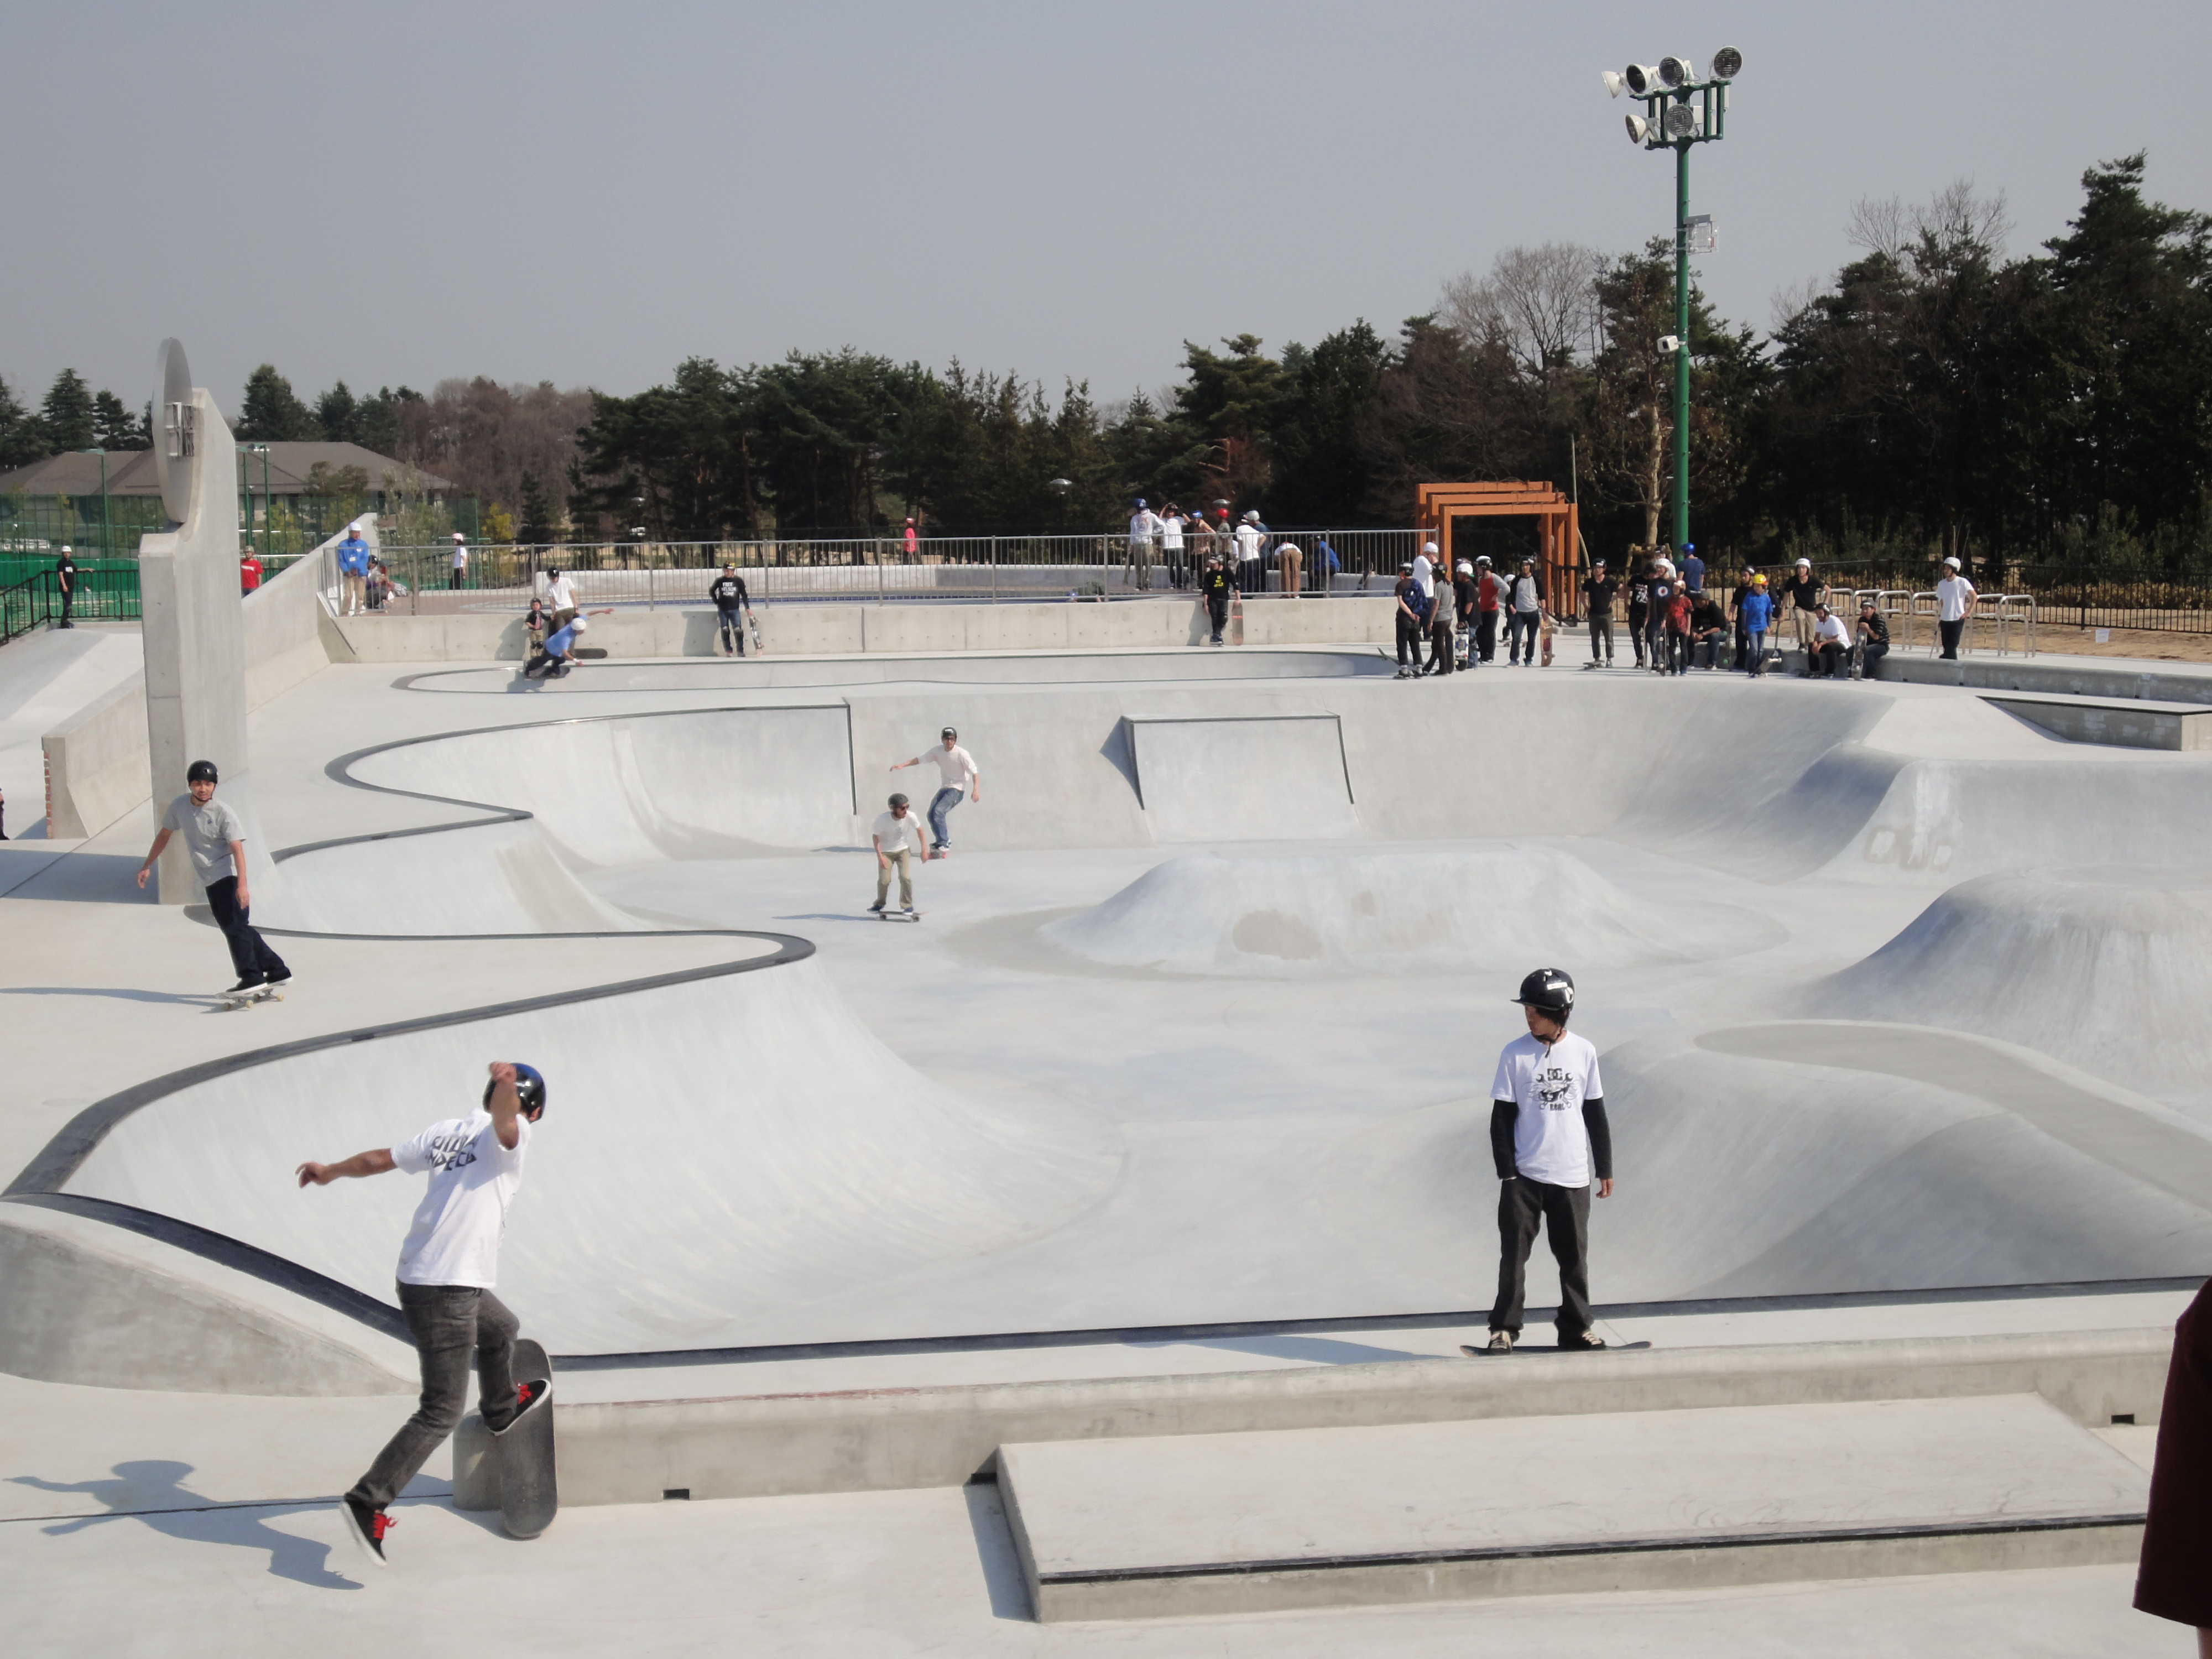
[186,759,218,784]
[889,792,909,810]
[484,1062,549,1119]
[1511,968,1576,1020]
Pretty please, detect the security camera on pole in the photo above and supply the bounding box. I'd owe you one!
[1601,46,1742,555]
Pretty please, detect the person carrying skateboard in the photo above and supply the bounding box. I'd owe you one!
[1470,968,1614,1357]
[870,792,931,915]
[134,759,291,998]
[707,564,753,656]
[890,727,980,855]
[299,1061,551,1568]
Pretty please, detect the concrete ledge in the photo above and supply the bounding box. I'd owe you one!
[1983,692,2212,750]
[539,1327,2170,1507]
[1871,651,2212,703]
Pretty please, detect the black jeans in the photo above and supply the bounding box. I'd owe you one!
[204,875,288,984]
[1588,615,1613,663]
[1395,615,1422,667]
[1939,618,1964,659]
[717,607,747,654]
[1813,641,1848,677]
[1428,622,1454,674]
[1626,609,1647,664]
[1491,1176,1593,1339]
[1477,612,1499,662]
[349,1284,523,1510]
[1206,593,1229,641]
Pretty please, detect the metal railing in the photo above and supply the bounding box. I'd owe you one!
[328,530,1430,614]
[0,567,143,647]
[1825,587,2038,657]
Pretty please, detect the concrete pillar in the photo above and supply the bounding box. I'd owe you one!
[140,341,251,904]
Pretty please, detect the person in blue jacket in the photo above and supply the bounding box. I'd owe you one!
[1739,575,1775,677]
[337,524,371,615]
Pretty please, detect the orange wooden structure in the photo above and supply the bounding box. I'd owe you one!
[1416,482,1580,614]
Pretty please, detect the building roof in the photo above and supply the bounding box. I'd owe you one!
[0,442,449,498]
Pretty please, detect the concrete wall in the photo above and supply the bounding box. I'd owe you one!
[448,1327,2171,1509]
[43,523,365,839]
[322,596,1398,663]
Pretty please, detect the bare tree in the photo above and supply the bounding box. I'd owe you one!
[397,379,595,525]
[1848,180,2011,267]
[1439,243,1605,395]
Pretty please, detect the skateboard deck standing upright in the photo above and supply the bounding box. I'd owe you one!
[747,611,763,654]
[497,1338,557,1539]
[1229,594,1245,646]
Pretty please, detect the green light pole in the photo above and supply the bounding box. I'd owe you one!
[1605,47,1741,552]
[76,448,110,559]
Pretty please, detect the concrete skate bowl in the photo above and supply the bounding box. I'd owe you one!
[11,951,1121,1362]
[1578,1027,2212,1298]
[1805,867,2212,1110]
[265,705,858,934]
[403,648,1393,695]
[1039,844,1783,977]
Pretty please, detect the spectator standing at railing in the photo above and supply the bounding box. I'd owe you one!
[1276,538,1304,599]
[1782,559,1827,661]
[1681,544,1705,596]
[240,551,262,595]
[450,533,469,591]
[543,567,578,634]
[54,546,76,628]
[902,517,917,559]
[1127,499,1161,592]
[1233,512,1264,592]
[1856,599,1891,676]
[1160,506,1188,589]
[1581,559,1617,669]
[337,525,371,615]
[1934,556,1978,659]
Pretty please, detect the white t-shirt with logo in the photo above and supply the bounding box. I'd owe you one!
[1936,575,1976,622]
[872,809,927,854]
[391,1109,531,1287]
[1490,1031,1604,1187]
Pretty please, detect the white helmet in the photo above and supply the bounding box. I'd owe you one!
[1943,555,1961,569]
[1457,561,1473,575]
[1422,541,1438,555]
[1796,557,1812,568]
[1242,509,1259,522]
[570,615,588,632]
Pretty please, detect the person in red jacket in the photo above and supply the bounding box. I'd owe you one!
[240,552,263,594]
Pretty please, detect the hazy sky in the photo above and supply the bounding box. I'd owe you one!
[8,1,2210,420]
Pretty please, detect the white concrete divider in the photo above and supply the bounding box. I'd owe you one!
[42,520,368,838]
[457,1327,2171,1510]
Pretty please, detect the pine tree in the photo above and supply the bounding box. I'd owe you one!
[237,365,316,441]
[317,380,360,443]
[0,374,46,468]
[40,369,97,452]
[92,390,150,449]
[516,470,557,546]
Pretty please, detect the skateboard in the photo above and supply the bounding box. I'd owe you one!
[1461,1339,1653,1357]
[875,909,923,922]
[573,646,607,659]
[497,1338,557,1539]
[747,611,763,654]
[218,984,283,1011]
[1229,595,1245,647]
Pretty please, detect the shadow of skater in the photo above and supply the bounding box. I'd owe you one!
[11,1460,359,1590]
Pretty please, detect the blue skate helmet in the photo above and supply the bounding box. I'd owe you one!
[483,1063,549,1119]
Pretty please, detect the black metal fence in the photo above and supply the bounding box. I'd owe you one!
[0,567,143,646]
[1771,562,2212,637]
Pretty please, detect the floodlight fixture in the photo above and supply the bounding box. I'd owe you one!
[1710,45,1743,80]
[1600,69,1625,98]
[1625,113,1652,144]
[1658,336,1683,356]
[1621,62,1660,96]
[1663,103,1698,139]
[1657,55,1695,90]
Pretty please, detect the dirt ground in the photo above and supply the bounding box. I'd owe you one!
[2031,623,2212,666]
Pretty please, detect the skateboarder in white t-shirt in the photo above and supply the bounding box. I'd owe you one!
[1468,969,1615,1355]
[890,727,981,854]
[870,793,932,915]
[298,1061,550,1568]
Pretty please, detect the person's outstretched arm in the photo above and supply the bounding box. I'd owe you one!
[296,1147,396,1186]
[1583,1097,1614,1197]
[1489,1100,1517,1180]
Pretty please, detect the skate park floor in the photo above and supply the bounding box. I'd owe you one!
[2,637,2206,1650]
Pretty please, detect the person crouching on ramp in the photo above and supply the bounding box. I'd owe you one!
[524,608,612,677]
[1469,969,1615,1356]
[298,1061,551,1567]
[870,792,931,916]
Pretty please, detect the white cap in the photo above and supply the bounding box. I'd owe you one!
[453,531,466,541]
[348,521,361,534]
[1457,561,1473,575]
[1422,541,1438,554]
[1943,555,1961,568]
[1796,557,1811,567]
[571,615,588,632]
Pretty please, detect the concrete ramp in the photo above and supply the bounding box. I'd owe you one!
[1808,868,2212,1109]
[1000,1395,2146,1620]
[1041,845,1782,977]
[60,957,1121,1354]
[1128,716,1357,842]
[346,706,857,863]
[265,817,640,936]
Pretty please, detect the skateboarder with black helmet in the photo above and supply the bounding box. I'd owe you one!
[135,759,291,999]
[298,1061,552,1567]
[1467,968,1615,1356]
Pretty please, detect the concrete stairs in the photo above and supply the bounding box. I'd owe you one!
[997,1392,2150,1622]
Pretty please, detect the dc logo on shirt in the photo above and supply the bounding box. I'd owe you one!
[425,1131,478,1173]
[1536,1066,1573,1112]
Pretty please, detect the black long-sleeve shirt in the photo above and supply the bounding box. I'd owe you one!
[1490,1097,1612,1182]
[708,574,750,608]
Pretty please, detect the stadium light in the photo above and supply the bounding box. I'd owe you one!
[1599,46,1741,554]
[1601,69,1625,98]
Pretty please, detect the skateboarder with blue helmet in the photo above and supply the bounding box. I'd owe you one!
[296,1060,551,1567]
[1466,968,1615,1357]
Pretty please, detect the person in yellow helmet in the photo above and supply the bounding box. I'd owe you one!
[1740,575,1775,677]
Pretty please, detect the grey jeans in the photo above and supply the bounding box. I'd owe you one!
[348,1282,522,1509]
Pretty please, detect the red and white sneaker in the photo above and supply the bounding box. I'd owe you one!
[340,1494,393,1567]
[490,1378,552,1436]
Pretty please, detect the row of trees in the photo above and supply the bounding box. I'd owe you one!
[6,153,2203,566]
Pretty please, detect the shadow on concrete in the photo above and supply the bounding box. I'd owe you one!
[961,1480,1033,1622]
[0,986,221,1008]
[8,1462,361,1590]
[1143,1334,1427,1365]
[0,848,153,905]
